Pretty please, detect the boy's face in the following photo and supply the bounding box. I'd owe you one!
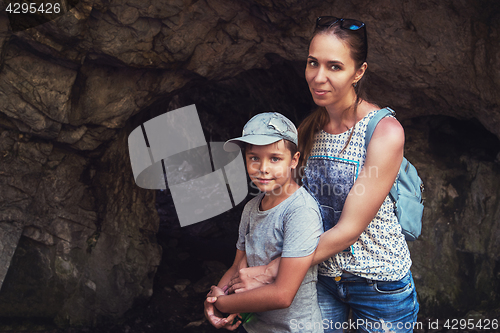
[245,140,299,195]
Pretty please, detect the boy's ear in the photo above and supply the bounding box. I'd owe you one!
[291,151,300,169]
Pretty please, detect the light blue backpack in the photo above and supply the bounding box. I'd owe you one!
[365,107,424,241]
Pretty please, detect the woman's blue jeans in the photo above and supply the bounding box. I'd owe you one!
[317,271,419,333]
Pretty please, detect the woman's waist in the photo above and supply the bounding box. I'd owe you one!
[319,252,412,281]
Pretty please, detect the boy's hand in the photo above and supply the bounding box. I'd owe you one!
[204,290,241,331]
[226,257,280,294]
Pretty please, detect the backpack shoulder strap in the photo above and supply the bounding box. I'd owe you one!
[364,107,398,202]
[364,107,396,149]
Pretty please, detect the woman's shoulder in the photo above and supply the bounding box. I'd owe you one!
[372,108,404,139]
[368,111,405,151]
[359,102,404,137]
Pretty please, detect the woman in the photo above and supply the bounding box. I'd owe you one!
[227,16,419,333]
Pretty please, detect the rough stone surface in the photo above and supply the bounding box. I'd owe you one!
[0,0,498,328]
[401,116,500,317]
[3,0,498,136]
[0,222,23,287]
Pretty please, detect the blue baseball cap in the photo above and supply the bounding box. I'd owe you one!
[224,112,298,152]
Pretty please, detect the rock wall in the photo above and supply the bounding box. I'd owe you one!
[0,0,498,327]
[0,127,161,325]
[403,116,500,318]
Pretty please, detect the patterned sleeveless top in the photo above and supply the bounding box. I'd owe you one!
[303,109,411,281]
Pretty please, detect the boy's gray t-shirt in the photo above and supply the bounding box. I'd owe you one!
[236,186,324,333]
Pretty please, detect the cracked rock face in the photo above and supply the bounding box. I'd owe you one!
[0,0,498,326]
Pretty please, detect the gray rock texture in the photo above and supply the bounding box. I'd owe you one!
[0,0,498,327]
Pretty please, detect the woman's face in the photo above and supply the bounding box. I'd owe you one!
[305,33,365,110]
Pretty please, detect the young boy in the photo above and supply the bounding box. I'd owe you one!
[204,112,324,333]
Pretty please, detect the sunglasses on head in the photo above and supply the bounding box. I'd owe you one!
[315,16,365,31]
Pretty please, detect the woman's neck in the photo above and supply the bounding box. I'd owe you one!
[324,94,360,134]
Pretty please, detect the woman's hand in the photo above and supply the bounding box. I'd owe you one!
[208,285,226,298]
[227,257,281,294]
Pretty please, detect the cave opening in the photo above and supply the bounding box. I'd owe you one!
[149,57,313,250]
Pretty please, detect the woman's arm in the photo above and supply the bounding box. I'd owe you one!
[214,253,314,314]
[312,116,404,265]
[226,257,280,294]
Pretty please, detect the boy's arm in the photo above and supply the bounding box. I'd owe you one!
[213,252,314,314]
[217,249,246,288]
[204,249,246,330]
